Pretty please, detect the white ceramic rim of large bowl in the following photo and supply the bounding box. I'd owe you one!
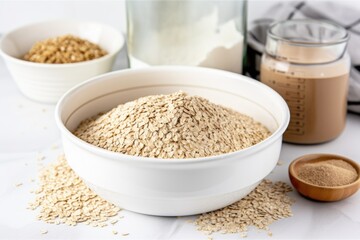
[55,66,290,164]
[0,19,124,68]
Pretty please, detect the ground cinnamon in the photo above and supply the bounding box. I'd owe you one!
[297,159,358,187]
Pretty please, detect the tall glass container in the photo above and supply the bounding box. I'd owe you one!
[126,0,247,73]
[260,20,350,144]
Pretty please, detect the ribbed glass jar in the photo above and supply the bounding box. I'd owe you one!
[261,19,350,144]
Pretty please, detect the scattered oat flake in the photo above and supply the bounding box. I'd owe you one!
[110,219,118,225]
[40,229,48,234]
[122,233,129,236]
[99,223,107,228]
[15,182,23,187]
[277,160,283,166]
[29,155,120,227]
[240,232,248,238]
[112,230,118,235]
[36,153,45,161]
[194,180,294,235]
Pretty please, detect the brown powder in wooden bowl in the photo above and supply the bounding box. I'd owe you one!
[297,159,358,187]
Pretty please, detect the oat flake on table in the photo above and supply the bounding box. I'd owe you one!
[28,155,121,226]
[28,155,294,237]
[194,180,294,235]
[74,91,271,159]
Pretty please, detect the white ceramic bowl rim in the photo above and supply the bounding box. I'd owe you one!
[0,19,124,68]
[55,66,290,165]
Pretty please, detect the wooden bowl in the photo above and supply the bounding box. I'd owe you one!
[289,153,360,202]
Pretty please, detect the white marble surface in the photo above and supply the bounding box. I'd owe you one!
[1,53,360,240]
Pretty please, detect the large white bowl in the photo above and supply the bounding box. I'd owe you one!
[55,67,290,216]
[0,20,124,103]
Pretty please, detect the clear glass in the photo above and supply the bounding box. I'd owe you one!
[260,19,350,144]
[126,0,247,73]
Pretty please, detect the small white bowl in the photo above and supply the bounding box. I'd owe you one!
[0,20,124,103]
[55,66,290,216]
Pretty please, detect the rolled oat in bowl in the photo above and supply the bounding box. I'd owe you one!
[23,34,107,64]
[74,91,271,159]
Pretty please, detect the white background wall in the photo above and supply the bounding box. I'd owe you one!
[0,0,359,34]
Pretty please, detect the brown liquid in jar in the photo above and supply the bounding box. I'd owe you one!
[261,64,348,144]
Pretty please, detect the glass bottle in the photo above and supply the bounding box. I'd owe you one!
[126,0,247,74]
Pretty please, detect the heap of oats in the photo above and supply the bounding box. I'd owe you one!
[29,155,120,227]
[74,91,271,159]
[194,180,294,235]
[23,34,107,64]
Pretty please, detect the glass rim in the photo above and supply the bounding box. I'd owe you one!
[267,19,349,47]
